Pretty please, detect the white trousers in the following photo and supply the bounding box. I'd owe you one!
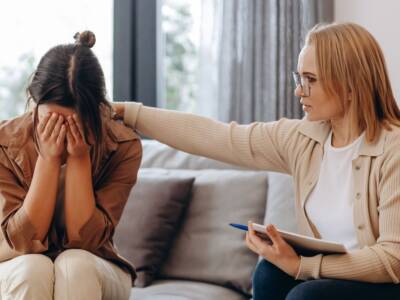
[0,249,132,300]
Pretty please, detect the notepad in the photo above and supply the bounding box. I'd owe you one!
[230,223,347,255]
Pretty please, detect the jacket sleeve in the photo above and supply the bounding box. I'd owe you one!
[63,138,142,251]
[0,148,47,256]
[124,102,303,174]
[296,141,400,283]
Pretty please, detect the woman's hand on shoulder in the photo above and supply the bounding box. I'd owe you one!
[111,102,125,120]
[37,112,66,162]
[246,222,300,278]
[66,114,90,159]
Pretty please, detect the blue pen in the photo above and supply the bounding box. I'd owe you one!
[229,223,249,231]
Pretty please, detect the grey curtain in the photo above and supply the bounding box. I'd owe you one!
[217,0,333,123]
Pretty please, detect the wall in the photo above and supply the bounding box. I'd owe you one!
[335,0,400,102]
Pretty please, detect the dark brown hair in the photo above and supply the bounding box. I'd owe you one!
[28,30,111,171]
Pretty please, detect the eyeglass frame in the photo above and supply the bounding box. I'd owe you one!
[292,71,310,97]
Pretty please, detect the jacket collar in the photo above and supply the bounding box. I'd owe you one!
[297,119,386,157]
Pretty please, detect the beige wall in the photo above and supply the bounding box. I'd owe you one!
[335,0,400,102]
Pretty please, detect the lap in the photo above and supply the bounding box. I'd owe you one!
[253,259,400,300]
[0,254,53,279]
[54,249,131,299]
[287,278,400,300]
[55,249,130,280]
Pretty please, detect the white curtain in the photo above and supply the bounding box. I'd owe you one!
[196,0,333,122]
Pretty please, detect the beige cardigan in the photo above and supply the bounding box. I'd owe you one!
[124,102,400,283]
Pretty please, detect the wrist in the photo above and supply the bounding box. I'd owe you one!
[291,256,301,278]
[67,151,90,162]
[38,154,62,166]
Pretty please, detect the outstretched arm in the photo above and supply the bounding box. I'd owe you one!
[113,102,302,174]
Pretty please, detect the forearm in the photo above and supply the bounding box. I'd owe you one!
[123,102,247,166]
[22,156,60,241]
[122,102,292,172]
[297,246,399,283]
[64,154,96,241]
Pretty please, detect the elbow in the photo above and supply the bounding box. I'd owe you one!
[1,227,47,254]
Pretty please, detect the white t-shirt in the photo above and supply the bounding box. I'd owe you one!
[305,130,364,250]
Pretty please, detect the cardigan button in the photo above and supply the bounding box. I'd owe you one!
[356,192,361,199]
[355,165,361,170]
[357,224,365,230]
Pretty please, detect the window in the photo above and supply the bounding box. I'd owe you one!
[160,0,201,112]
[0,1,113,119]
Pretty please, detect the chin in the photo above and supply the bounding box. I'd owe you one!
[305,113,323,122]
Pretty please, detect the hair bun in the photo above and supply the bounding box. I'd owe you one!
[73,31,96,48]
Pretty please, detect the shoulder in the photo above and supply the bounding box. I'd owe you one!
[105,118,142,160]
[381,125,400,157]
[107,118,140,143]
[266,118,330,145]
[0,112,33,147]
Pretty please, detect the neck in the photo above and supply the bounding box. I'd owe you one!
[330,114,361,147]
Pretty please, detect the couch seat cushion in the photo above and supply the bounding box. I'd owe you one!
[131,280,247,300]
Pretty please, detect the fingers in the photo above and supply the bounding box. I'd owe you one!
[72,114,85,137]
[41,113,59,139]
[245,232,259,254]
[67,115,83,142]
[66,125,74,144]
[56,125,67,146]
[248,222,271,249]
[50,115,64,141]
[37,112,51,134]
[264,224,285,247]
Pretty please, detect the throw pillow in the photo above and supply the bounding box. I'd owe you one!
[142,168,268,296]
[113,172,195,287]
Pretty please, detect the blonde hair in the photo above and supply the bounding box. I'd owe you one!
[305,22,400,143]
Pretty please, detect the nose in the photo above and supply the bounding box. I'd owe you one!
[294,85,302,97]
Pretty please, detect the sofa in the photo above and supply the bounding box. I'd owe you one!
[114,139,297,300]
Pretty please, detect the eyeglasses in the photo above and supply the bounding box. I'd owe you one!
[292,71,310,97]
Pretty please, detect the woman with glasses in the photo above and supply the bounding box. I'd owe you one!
[113,22,400,299]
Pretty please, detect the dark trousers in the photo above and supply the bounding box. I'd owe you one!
[252,259,400,300]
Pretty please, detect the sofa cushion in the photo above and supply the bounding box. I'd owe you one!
[141,139,244,170]
[131,279,247,300]
[114,173,195,287]
[140,168,268,296]
[264,172,298,233]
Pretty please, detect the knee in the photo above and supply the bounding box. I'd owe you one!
[4,254,54,296]
[286,280,326,300]
[10,254,54,283]
[55,249,98,279]
[252,259,281,288]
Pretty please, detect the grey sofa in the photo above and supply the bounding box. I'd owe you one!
[120,140,297,300]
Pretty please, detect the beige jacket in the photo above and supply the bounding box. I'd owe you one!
[0,111,142,283]
[123,102,400,283]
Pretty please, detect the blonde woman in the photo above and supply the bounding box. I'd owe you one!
[114,22,400,299]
